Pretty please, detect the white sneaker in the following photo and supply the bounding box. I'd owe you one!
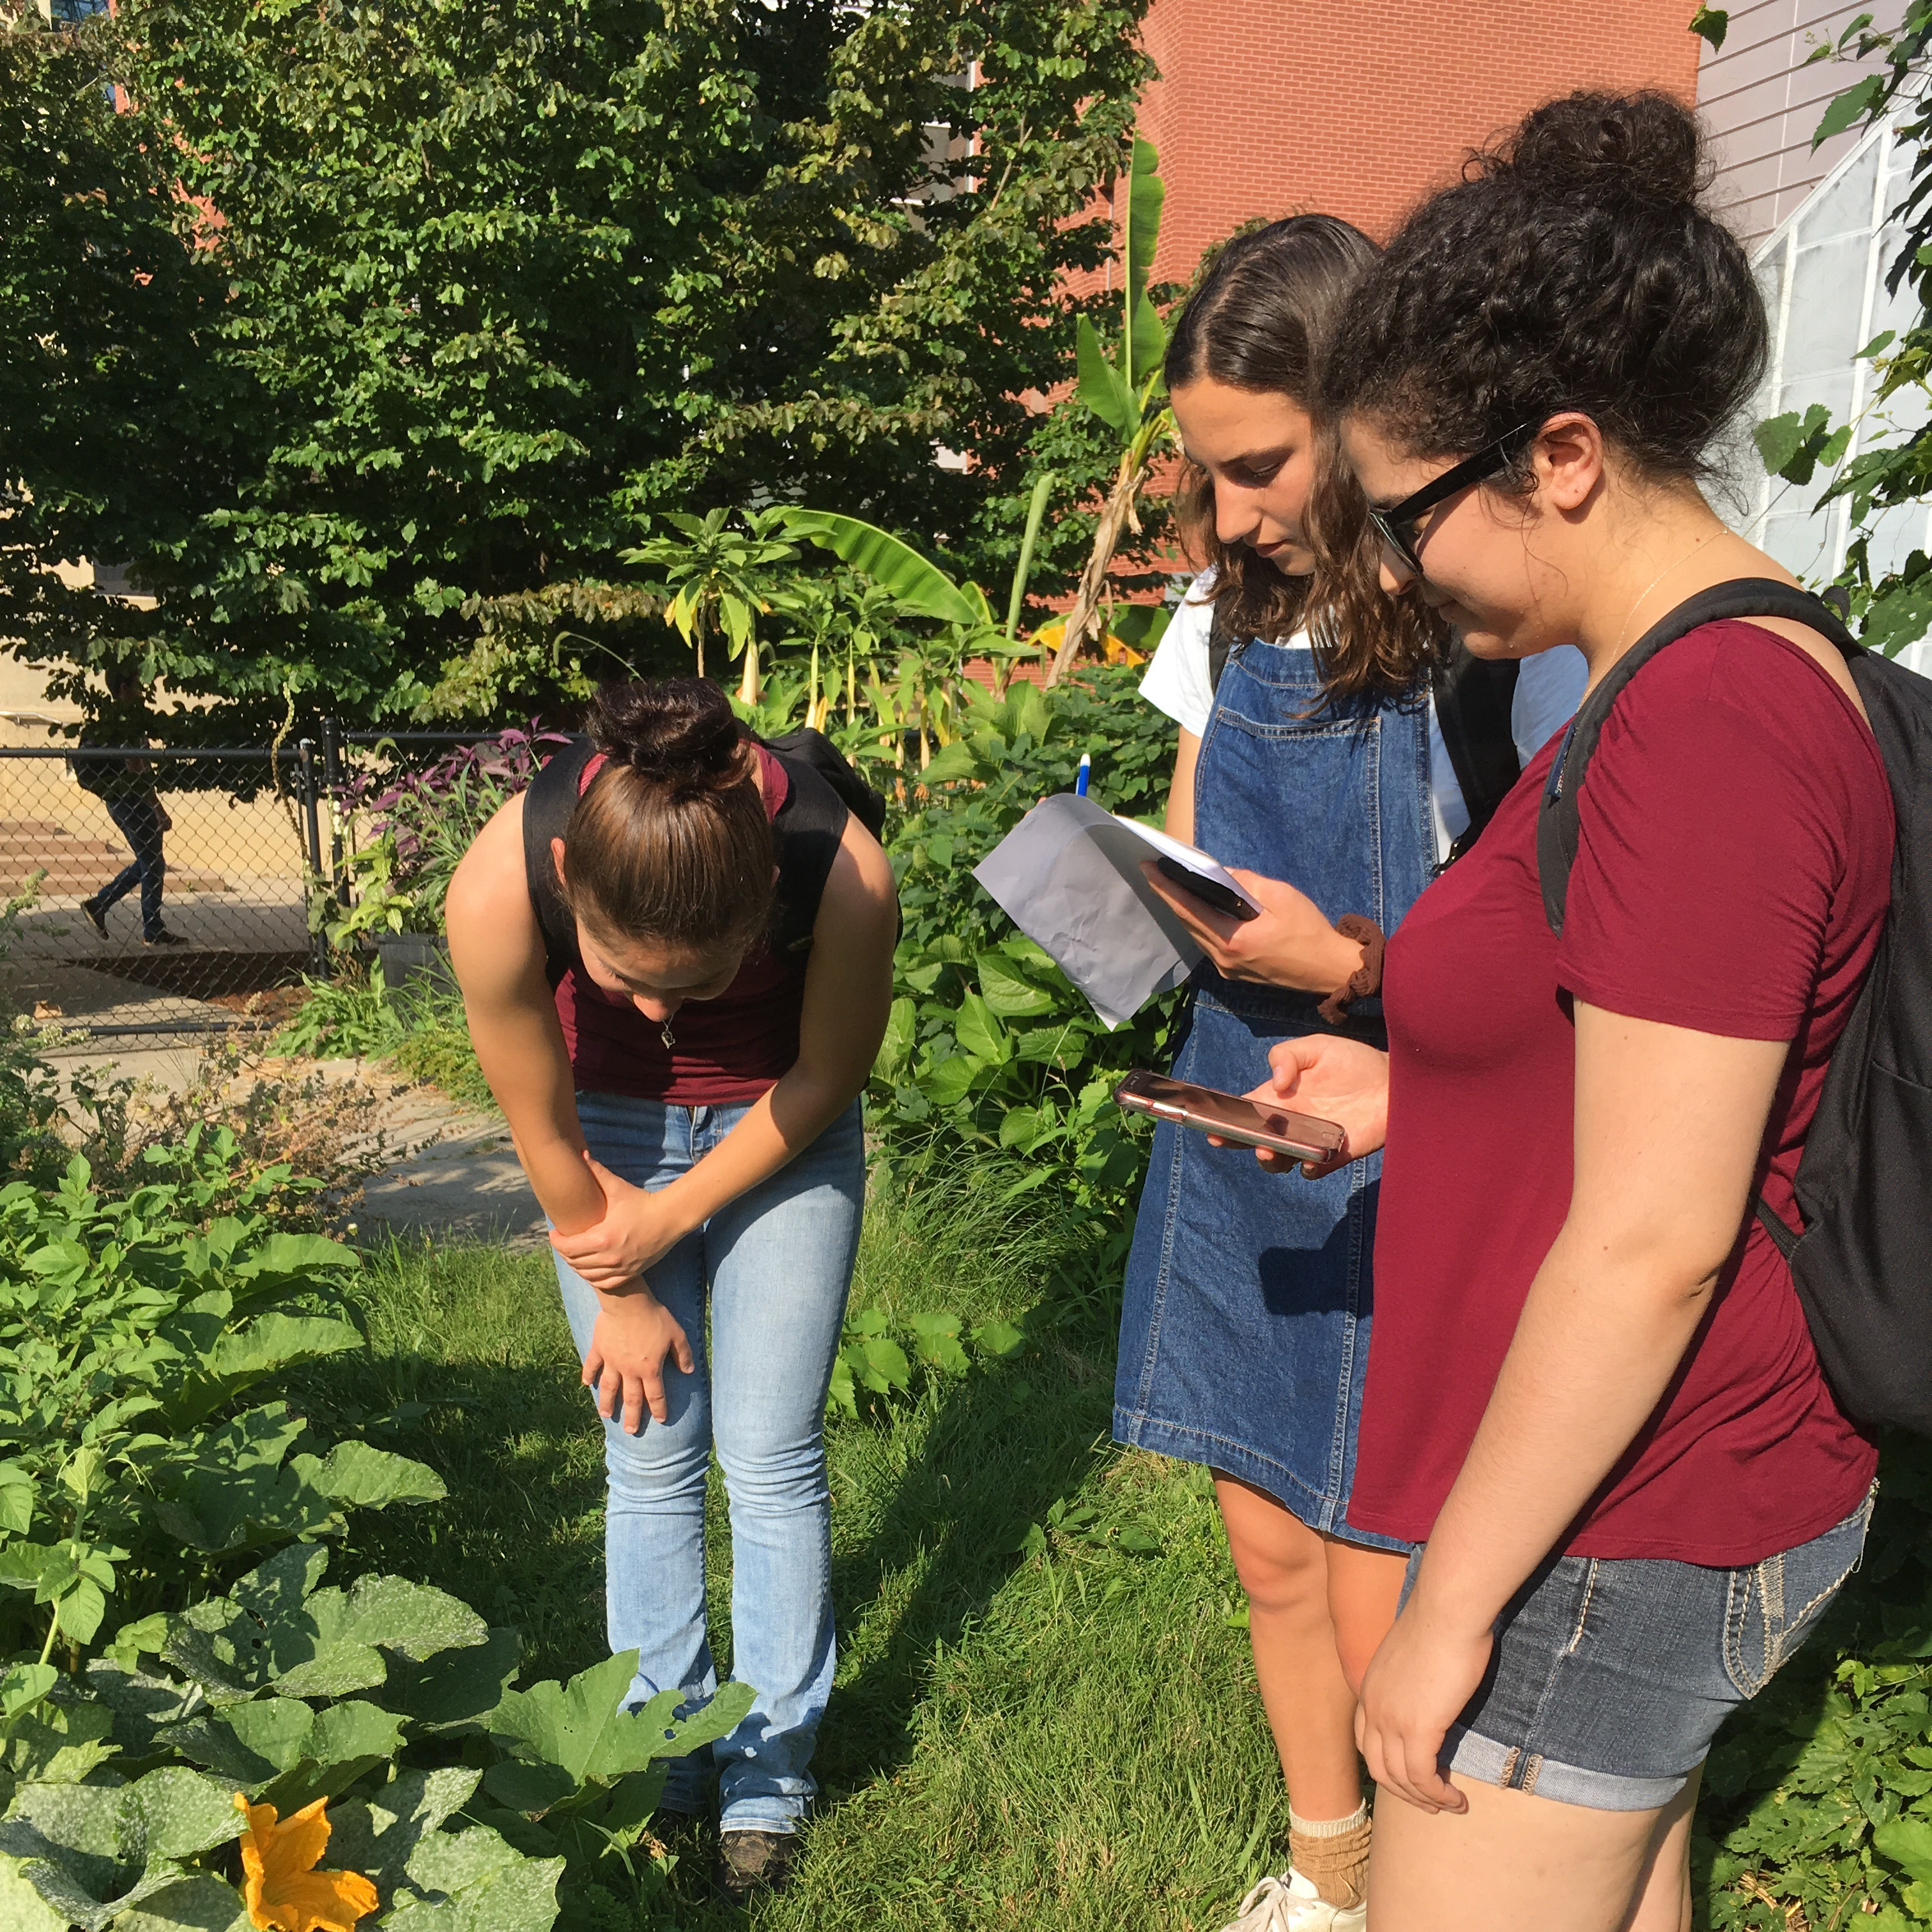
[1217,1867,1367,1932]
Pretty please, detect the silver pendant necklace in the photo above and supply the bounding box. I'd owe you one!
[660,1018,675,1051]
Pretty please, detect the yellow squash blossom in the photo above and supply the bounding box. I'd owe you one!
[234,1793,379,1932]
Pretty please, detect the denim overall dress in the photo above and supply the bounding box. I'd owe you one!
[1114,636,1434,1547]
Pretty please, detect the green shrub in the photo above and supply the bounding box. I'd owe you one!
[1698,1435,1932,1928]
[272,967,408,1064]
[0,1126,724,1929]
[870,670,1182,1237]
[0,1136,440,1657]
[273,969,493,1112]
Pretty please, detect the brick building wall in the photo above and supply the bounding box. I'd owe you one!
[1128,0,1703,283]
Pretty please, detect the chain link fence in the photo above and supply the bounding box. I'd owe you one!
[0,726,505,1036]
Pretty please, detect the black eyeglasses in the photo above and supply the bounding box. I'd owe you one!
[1367,422,1542,578]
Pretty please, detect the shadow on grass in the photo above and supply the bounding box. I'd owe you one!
[294,1241,612,1683]
[813,1319,1118,1798]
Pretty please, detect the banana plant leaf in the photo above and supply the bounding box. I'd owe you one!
[1121,134,1166,392]
[781,512,991,629]
[1076,317,1137,438]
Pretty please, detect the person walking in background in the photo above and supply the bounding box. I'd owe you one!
[445,678,897,1902]
[77,674,185,946]
[1116,217,1585,1932]
[1262,90,1896,1929]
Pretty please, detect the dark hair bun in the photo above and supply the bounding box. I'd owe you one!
[1496,90,1703,209]
[588,677,745,796]
[1320,88,1763,491]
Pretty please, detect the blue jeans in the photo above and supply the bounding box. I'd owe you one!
[551,1091,864,1833]
[1397,1482,1875,1809]
[95,793,167,937]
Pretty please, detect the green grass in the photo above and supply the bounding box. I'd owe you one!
[296,1163,1932,1931]
[311,1173,1288,1931]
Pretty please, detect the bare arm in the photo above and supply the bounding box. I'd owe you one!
[1165,728,1201,843]
[444,791,605,1235]
[447,793,696,1430]
[1356,1002,1789,1812]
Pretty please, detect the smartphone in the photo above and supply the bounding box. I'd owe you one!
[1155,855,1261,922]
[1112,1070,1347,1162]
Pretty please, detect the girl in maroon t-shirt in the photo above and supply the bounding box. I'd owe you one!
[447,678,897,1897]
[1227,93,1898,1928]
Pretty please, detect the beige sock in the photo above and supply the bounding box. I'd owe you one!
[1288,1801,1370,1910]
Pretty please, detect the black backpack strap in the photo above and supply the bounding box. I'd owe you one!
[523,733,851,968]
[1537,578,1858,936]
[1433,641,1522,861]
[521,735,595,983]
[764,726,887,838]
[1206,602,1239,694]
[768,749,850,956]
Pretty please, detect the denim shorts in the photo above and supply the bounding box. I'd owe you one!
[1400,1483,1876,1810]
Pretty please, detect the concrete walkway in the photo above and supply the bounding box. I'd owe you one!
[38,1037,546,1250]
[355,1098,546,1250]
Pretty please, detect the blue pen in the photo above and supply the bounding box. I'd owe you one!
[1075,753,1091,797]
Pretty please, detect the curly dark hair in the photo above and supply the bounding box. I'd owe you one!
[1164,215,1445,698]
[1319,91,1767,493]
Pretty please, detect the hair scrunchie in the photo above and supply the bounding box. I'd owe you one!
[1315,914,1386,1025]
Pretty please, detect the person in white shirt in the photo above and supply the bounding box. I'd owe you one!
[1113,216,1584,1932]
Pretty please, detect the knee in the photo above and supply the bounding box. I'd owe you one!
[601,1419,707,1509]
[716,1437,828,1515]
[1331,1622,1380,1696]
[1223,1518,1330,1620]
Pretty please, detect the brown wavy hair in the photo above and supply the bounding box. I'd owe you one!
[1164,216,1445,698]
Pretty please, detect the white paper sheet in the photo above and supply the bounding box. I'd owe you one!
[1103,812,1262,915]
[972,794,1250,1027]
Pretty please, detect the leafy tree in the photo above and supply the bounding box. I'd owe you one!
[0,10,231,731]
[1752,8,1932,658]
[0,0,1155,733]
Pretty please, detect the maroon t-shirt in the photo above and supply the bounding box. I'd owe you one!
[1348,622,1892,1565]
[555,745,810,1106]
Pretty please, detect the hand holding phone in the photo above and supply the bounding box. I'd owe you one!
[1113,1070,1347,1165]
[1154,856,1259,921]
[1138,862,1368,997]
[1244,1036,1392,1177]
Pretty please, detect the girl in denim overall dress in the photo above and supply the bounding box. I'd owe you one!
[1114,218,1584,1931]
[445,678,898,1902]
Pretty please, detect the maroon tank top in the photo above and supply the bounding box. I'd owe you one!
[543,744,810,1105]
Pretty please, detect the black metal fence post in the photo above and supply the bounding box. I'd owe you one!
[298,739,328,979]
[321,714,349,910]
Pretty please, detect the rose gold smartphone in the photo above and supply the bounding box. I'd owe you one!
[1112,1070,1347,1162]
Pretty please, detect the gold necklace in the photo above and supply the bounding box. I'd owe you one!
[1613,526,1725,654]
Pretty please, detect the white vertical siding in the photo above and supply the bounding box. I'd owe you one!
[1698,0,1906,250]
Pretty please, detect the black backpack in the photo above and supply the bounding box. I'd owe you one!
[1538,579,1932,1433]
[765,726,887,840]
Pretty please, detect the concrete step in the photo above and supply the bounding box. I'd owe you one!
[0,862,231,895]
[0,828,123,845]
